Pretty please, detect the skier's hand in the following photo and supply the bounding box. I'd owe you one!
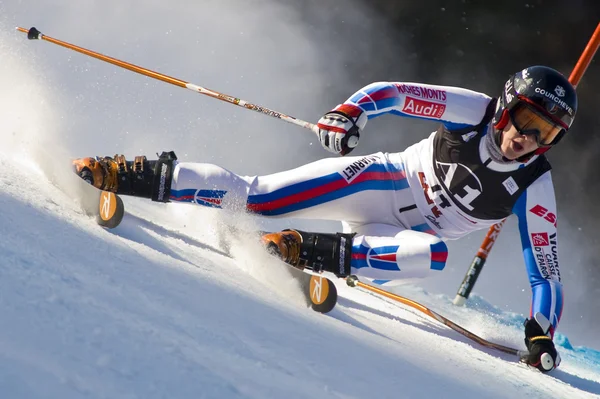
[523,313,560,372]
[317,103,367,155]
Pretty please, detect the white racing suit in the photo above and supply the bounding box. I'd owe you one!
[169,82,563,334]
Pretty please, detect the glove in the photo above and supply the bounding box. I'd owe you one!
[522,312,560,372]
[317,103,367,155]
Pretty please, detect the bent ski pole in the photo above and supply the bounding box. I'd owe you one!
[15,26,328,141]
[454,22,600,306]
[346,276,525,357]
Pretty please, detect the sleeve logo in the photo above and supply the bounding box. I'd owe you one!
[402,96,446,118]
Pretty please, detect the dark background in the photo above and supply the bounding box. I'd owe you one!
[296,0,600,297]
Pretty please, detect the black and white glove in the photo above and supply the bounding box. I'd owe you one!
[523,312,560,372]
[317,103,367,155]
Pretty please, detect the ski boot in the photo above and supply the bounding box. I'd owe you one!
[261,229,355,277]
[72,156,119,192]
[72,151,178,202]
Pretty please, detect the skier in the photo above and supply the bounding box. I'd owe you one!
[73,65,575,372]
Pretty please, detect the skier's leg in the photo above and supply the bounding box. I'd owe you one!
[171,152,408,225]
[349,224,448,284]
[169,161,253,210]
[72,151,251,206]
[262,223,447,284]
[72,151,405,224]
[74,152,444,284]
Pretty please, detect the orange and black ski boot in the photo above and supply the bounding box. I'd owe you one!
[72,151,178,202]
[72,156,119,192]
[261,230,303,267]
[261,229,355,277]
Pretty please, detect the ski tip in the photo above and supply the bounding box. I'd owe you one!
[452,295,467,306]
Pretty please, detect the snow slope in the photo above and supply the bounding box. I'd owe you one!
[0,151,599,398]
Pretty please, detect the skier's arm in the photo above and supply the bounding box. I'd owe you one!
[344,82,492,130]
[512,171,563,336]
[316,81,492,154]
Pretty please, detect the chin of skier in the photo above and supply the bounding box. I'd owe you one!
[73,65,576,373]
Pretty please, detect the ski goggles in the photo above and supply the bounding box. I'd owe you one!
[509,104,564,147]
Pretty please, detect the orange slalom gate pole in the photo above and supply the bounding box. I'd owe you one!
[569,22,600,88]
[453,220,505,305]
[454,22,600,305]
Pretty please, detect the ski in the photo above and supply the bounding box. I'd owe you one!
[257,231,339,314]
[74,176,125,229]
[224,229,339,314]
[284,265,338,314]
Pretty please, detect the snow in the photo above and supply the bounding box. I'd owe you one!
[1,2,599,397]
[0,153,597,398]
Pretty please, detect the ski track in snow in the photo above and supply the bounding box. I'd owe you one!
[0,152,599,399]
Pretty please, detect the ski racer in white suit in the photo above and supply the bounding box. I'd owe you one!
[73,65,577,372]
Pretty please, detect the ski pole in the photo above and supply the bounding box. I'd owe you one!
[15,26,338,144]
[452,220,504,306]
[346,276,526,357]
[453,22,600,306]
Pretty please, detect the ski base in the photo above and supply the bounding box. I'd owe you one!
[74,177,125,228]
[283,265,338,314]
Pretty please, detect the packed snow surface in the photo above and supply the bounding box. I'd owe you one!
[0,154,598,398]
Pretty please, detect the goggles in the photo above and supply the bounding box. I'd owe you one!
[509,104,564,147]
